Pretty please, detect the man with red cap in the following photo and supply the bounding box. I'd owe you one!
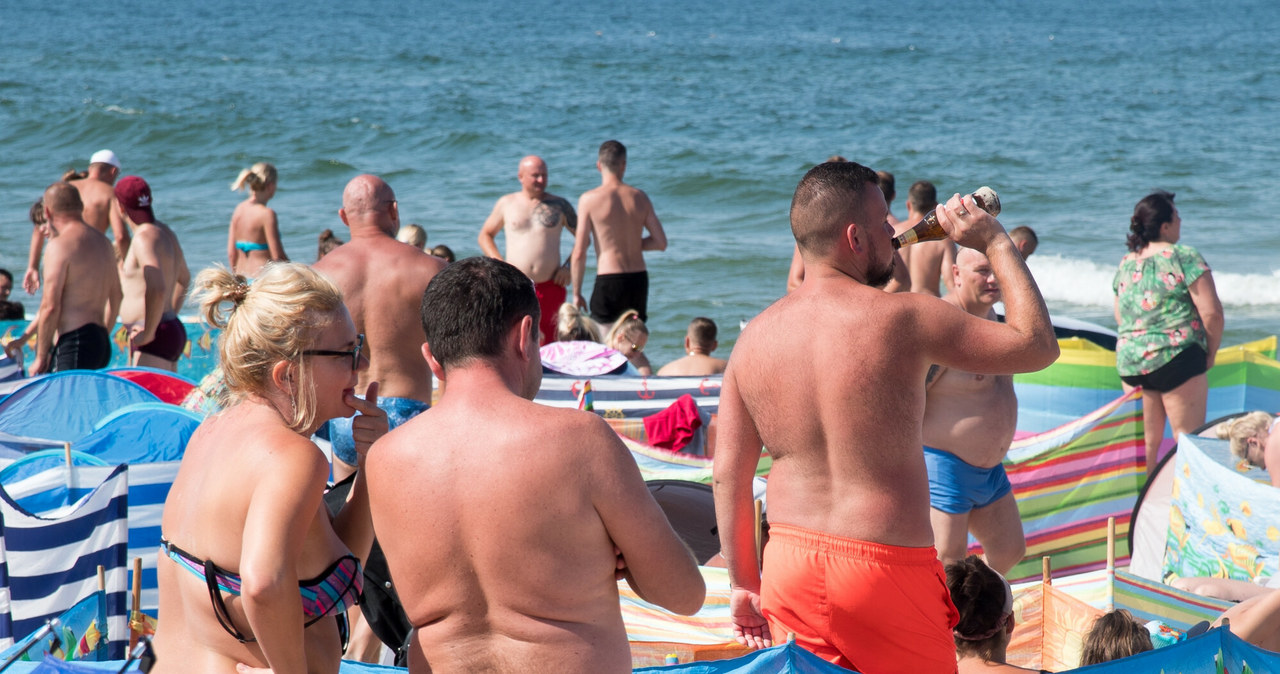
[115,176,190,371]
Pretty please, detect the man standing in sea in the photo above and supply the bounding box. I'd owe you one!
[6,182,121,373]
[478,155,577,345]
[316,174,447,481]
[713,161,1057,673]
[571,140,667,324]
[24,149,129,294]
[923,247,1027,576]
[115,176,190,372]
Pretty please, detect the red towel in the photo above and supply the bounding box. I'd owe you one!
[643,394,703,453]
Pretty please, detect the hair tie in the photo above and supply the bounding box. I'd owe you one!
[228,280,250,306]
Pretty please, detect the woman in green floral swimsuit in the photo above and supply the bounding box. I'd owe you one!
[1112,191,1224,473]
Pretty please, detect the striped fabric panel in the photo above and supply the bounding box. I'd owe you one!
[977,391,1146,582]
[122,462,180,617]
[623,438,772,484]
[621,566,749,666]
[0,464,128,658]
[534,375,722,418]
[1113,569,1232,630]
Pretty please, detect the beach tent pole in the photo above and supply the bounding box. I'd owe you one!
[63,441,74,492]
[1042,556,1052,585]
[754,499,764,570]
[1106,517,1116,611]
[130,557,143,649]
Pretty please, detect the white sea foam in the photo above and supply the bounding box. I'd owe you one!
[1029,254,1280,309]
[103,105,142,115]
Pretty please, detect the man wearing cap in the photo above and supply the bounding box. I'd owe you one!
[5,182,121,373]
[115,176,190,372]
[23,150,129,294]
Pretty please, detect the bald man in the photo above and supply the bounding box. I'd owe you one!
[316,174,447,479]
[478,155,577,345]
[923,247,1026,576]
[6,183,121,373]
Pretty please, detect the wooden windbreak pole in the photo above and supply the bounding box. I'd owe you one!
[1042,556,1052,585]
[753,499,764,570]
[130,557,143,649]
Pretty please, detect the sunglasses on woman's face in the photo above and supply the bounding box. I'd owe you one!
[303,334,364,371]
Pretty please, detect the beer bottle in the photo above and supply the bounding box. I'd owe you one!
[892,186,1002,249]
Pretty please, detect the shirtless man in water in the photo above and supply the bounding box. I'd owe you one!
[924,247,1026,575]
[116,176,190,372]
[713,161,1057,673]
[24,150,129,294]
[478,155,577,345]
[368,257,704,673]
[6,182,121,373]
[315,174,447,479]
[572,140,667,324]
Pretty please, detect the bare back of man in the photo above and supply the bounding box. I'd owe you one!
[368,257,702,673]
[15,183,122,374]
[713,163,1056,673]
[923,250,1024,574]
[118,221,189,368]
[571,141,666,323]
[315,240,442,404]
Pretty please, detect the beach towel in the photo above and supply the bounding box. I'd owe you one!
[643,395,703,453]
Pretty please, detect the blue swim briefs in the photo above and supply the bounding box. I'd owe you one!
[923,446,1013,515]
[327,395,429,466]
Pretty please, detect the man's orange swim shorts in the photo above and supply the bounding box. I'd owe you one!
[761,523,959,673]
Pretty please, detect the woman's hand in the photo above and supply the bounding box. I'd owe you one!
[346,381,388,463]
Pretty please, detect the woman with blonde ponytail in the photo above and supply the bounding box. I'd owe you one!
[153,262,386,674]
[227,162,286,276]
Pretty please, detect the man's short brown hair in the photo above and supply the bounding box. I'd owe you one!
[598,140,627,174]
[908,180,937,214]
[688,317,717,349]
[790,161,881,256]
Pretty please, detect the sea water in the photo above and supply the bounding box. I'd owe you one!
[2,0,1279,365]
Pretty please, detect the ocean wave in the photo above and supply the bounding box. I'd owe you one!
[1029,254,1280,310]
[103,104,143,116]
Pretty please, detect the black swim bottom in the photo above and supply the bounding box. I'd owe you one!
[139,315,188,362]
[1120,344,1208,393]
[52,323,112,372]
[589,271,648,325]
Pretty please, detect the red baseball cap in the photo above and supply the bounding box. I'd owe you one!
[114,175,154,225]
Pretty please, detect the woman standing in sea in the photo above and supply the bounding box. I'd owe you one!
[228,162,287,277]
[1113,191,1223,473]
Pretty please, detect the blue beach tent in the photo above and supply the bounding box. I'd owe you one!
[72,403,201,464]
[0,373,159,444]
[634,643,852,673]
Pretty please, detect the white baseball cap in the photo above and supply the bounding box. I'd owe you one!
[89,149,121,169]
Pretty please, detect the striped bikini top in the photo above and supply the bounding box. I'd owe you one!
[161,537,363,642]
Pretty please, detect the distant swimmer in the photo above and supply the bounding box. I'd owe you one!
[657,316,729,376]
[924,247,1026,575]
[315,174,447,480]
[713,161,1057,672]
[1009,225,1038,259]
[367,257,704,674]
[227,162,287,276]
[24,149,128,294]
[903,180,957,296]
[478,155,577,345]
[572,140,667,324]
[0,268,22,320]
[6,183,121,373]
[115,176,191,372]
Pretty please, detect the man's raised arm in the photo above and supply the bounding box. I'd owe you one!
[915,193,1058,374]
